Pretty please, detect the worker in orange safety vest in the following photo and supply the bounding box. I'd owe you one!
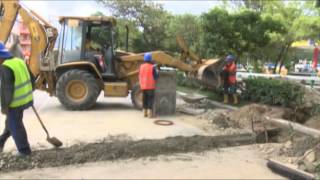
[222,55,238,104]
[139,53,159,118]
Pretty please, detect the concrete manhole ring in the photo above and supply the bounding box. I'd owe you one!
[154,120,174,126]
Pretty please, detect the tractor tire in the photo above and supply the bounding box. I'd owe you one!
[131,83,143,110]
[56,70,101,110]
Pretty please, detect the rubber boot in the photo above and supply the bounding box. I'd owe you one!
[147,109,153,118]
[143,109,148,118]
[223,94,228,104]
[233,94,239,105]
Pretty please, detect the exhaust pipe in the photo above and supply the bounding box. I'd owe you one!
[125,25,129,52]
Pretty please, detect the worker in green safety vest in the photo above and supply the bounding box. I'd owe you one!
[0,42,35,156]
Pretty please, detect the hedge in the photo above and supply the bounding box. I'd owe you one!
[242,77,304,107]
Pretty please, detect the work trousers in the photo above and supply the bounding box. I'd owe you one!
[142,90,155,110]
[0,107,31,154]
[224,83,237,95]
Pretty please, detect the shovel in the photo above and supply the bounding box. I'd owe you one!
[31,105,63,148]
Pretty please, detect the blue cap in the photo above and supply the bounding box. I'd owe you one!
[226,55,235,62]
[0,42,12,59]
[144,53,152,62]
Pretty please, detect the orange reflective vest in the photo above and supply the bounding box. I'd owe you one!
[223,62,237,84]
[139,63,156,90]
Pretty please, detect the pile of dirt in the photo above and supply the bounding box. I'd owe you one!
[230,104,290,128]
[200,104,288,130]
[304,116,320,130]
[0,134,256,173]
[200,109,237,129]
[289,83,320,123]
[302,87,320,109]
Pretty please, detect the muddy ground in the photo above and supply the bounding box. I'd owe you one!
[0,146,282,179]
[0,133,257,172]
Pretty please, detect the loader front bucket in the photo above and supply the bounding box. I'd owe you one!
[197,58,226,88]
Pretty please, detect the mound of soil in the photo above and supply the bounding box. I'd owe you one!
[201,104,288,129]
[0,134,256,173]
[289,83,320,123]
[304,116,320,130]
[200,109,239,129]
[302,87,320,109]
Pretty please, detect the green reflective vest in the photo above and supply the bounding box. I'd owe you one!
[3,57,33,108]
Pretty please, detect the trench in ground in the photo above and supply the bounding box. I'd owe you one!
[0,133,274,173]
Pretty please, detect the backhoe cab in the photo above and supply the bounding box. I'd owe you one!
[56,16,118,79]
[55,16,126,110]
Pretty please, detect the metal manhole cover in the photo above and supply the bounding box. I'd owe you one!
[154,120,174,126]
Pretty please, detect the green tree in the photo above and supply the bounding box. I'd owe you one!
[261,1,320,73]
[201,8,232,58]
[201,8,283,61]
[115,18,142,52]
[98,0,172,51]
[220,0,320,73]
[166,14,202,55]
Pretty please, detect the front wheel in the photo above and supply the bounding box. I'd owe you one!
[56,70,101,110]
[131,83,143,110]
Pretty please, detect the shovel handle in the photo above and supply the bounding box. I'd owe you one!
[31,105,50,138]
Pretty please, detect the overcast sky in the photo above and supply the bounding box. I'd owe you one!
[21,0,219,25]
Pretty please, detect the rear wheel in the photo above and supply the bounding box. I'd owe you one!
[56,70,101,110]
[131,83,143,110]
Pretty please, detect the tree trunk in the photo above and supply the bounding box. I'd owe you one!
[235,52,242,65]
[278,43,292,74]
[273,45,286,74]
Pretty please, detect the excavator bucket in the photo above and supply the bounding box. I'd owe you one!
[176,35,226,89]
[197,58,227,88]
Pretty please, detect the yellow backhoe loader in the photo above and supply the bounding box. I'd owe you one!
[0,0,226,110]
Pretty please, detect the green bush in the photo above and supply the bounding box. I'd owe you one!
[242,77,304,107]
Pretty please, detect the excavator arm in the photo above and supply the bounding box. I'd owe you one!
[0,0,58,94]
[0,1,19,43]
[120,37,226,89]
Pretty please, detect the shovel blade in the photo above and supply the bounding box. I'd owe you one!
[47,137,63,148]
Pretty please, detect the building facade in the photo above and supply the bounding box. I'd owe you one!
[6,17,31,60]
[18,20,31,58]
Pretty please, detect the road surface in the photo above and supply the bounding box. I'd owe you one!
[0,91,282,179]
[0,145,282,179]
[0,91,204,152]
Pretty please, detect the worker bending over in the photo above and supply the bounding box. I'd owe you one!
[139,53,159,118]
[222,55,238,104]
[0,42,34,156]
